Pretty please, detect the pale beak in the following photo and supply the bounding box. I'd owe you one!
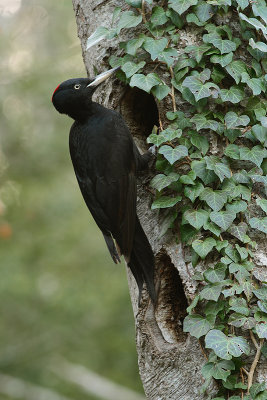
[87,66,120,87]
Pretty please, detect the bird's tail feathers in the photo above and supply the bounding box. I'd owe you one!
[128,218,156,303]
[103,233,121,264]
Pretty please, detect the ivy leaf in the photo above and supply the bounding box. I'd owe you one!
[227,222,248,242]
[216,240,229,252]
[232,170,250,184]
[124,36,145,56]
[190,114,219,131]
[205,330,250,360]
[158,210,178,238]
[186,13,206,27]
[159,145,188,164]
[226,201,247,213]
[249,38,267,53]
[190,133,209,155]
[225,112,250,129]
[256,322,267,339]
[200,188,228,211]
[239,146,266,168]
[210,52,233,67]
[205,157,232,182]
[184,43,212,62]
[250,383,267,400]
[256,198,267,213]
[225,144,240,159]
[179,170,196,185]
[143,37,168,60]
[147,133,167,147]
[203,33,237,54]
[239,12,266,36]
[150,173,179,191]
[225,245,240,263]
[253,287,267,301]
[235,244,248,261]
[121,61,146,78]
[251,125,267,145]
[169,0,198,15]
[249,217,267,234]
[151,195,182,210]
[164,127,183,141]
[187,295,200,314]
[180,224,197,243]
[204,221,222,236]
[228,313,248,328]
[236,0,249,10]
[182,77,220,101]
[202,360,235,382]
[241,72,266,96]
[184,182,205,202]
[117,11,142,32]
[183,314,212,338]
[220,87,244,104]
[229,263,250,282]
[151,6,168,26]
[229,297,249,316]
[183,209,209,230]
[194,1,215,22]
[192,237,217,259]
[158,48,178,67]
[151,84,171,100]
[175,55,196,71]
[200,283,223,301]
[224,129,241,143]
[130,73,161,93]
[204,264,227,283]
[225,60,247,84]
[125,0,141,7]
[238,184,251,201]
[210,211,236,231]
[87,27,110,49]
[192,159,217,184]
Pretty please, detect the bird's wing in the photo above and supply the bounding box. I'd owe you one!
[95,165,136,259]
[70,112,137,259]
[93,117,137,259]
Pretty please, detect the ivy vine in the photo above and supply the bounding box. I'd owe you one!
[87,0,267,398]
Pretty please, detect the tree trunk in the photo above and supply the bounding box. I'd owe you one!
[71,1,266,399]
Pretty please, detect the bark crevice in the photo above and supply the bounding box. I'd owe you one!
[155,250,188,344]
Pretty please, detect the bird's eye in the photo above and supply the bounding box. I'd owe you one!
[74,84,81,90]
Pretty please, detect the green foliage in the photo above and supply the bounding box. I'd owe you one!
[88,0,267,396]
[1,1,144,398]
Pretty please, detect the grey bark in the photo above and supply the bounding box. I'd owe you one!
[71,1,266,399]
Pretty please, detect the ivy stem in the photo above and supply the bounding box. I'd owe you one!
[159,117,163,131]
[250,330,259,349]
[198,339,208,360]
[169,66,177,112]
[141,0,147,23]
[242,367,249,376]
[240,367,245,400]
[247,332,264,393]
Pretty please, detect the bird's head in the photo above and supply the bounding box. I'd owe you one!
[51,66,120,120]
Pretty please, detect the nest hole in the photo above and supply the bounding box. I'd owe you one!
[155,251,188,340]
[120,87,159,139]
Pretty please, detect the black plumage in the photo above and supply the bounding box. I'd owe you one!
[52,68,156,302]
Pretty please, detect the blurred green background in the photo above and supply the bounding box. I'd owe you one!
[0,0,142,398]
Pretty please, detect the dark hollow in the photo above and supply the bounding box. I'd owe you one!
[120,87,159,139]
[156,251,188,339]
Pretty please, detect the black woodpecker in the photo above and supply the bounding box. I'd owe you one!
[52,67,156,303]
